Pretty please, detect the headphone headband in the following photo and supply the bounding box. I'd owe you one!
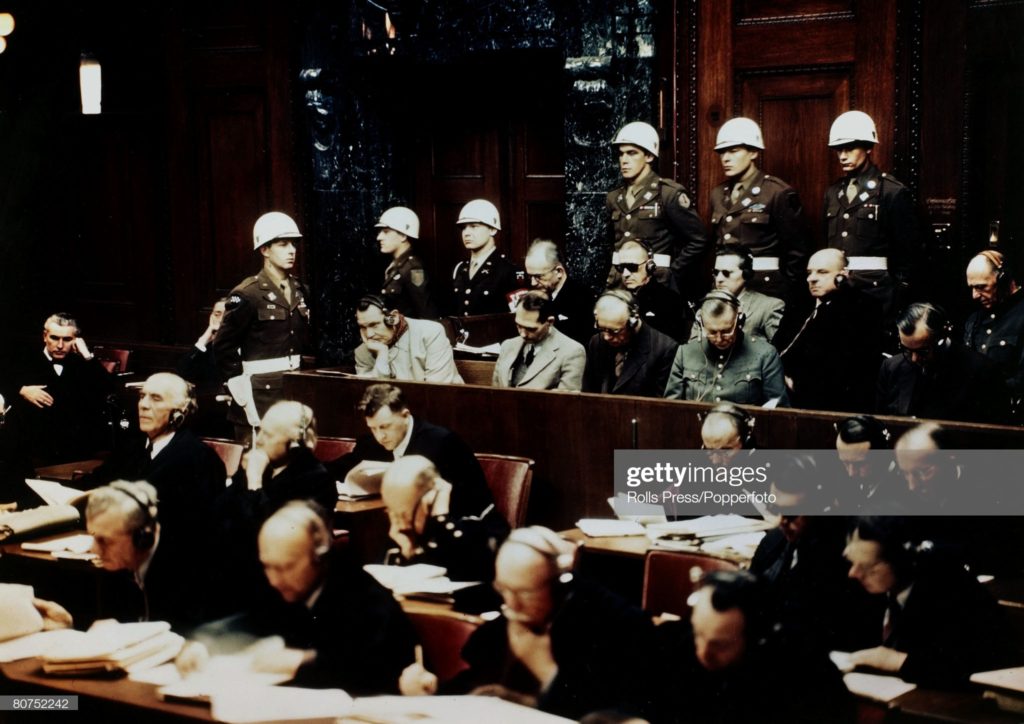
[109,482,158,550]
[596,289,641,329]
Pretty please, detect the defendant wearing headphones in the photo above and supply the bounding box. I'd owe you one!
[353,295,463,384]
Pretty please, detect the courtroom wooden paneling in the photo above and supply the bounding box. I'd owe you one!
[285,372,1024,529]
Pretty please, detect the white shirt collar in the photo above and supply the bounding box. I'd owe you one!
[148,431,176,459]
[392,415,415,459]
[304,582,326,610]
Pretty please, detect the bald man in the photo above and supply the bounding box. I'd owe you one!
[402,526,658,720]
[380,455,508,581]
[583,291,678,396]
[216,401,335,609]
[77,373,225,561]
[774,248,883,412]
[182,501,416,693]
[700,403,755,467]
[964,251,1024,401]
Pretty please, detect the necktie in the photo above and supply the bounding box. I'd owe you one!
[882,594,902,644]
[511,345,534,387]
[614,351,626,380]
[731,183,745,205]
[626,185,638,207]
[846,179,858,203]
[280,282,292,306]
[469,259,480,277]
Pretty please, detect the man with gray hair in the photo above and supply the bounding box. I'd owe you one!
[665,291,788,406]
[876,302,1005,422]
[6,312,116,464]
[87,480,208,628]
[77,373,225,562]
[381,455,508,581]
[524,239,595,346]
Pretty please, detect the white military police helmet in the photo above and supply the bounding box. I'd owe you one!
[715,117,765,151]
[828,111,878,147]
[457,199,501,231]
[253,212,302,250]
[375,206,420,239]
[611,121,660,158]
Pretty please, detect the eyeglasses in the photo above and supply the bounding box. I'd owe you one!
[704,320,739,341]
[528,267,559,282]
[613,262,643,274]
[713,268,740,278]
[596,324,629,336]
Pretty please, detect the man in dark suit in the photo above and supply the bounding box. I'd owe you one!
[877,302,1008,423]
[87,480,210,631]
[327,383,494,516]
[523,239,596,346]
[179,502,417,693]
[775,249,882,412]
[78,373,226,562]
[7,312,117,465]
[583,290,678,397]
[216,401,335,610]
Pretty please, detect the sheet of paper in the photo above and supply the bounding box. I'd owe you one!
[211,686,352,723]
[24,479,86,506]
[453,342,501,356]
[576,518,646,537]
[971,666,1024,693]
[22,533,95,554]
[843,672,916,702]
[349,695,575,723]
[0,629,81,663]
[647,515,772,540]
[700,531,766,559]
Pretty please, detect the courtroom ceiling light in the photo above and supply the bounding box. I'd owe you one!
[80,54,102,115]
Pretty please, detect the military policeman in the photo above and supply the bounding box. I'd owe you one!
[450,199,522,316]
[376,206,439,319]
[710,117,808,301]
[607,121,708,299]
[824,111,918,321]
[215,211,310,441]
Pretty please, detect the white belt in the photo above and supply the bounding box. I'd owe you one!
[846,256,888,271]
[242,355,301,375]
[751,257,780,271]
[611,251,672,269]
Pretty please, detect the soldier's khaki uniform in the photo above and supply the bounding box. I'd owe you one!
[382,250,439,319]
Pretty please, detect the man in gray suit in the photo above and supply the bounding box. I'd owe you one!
[493,291,585,391]
[690,244,784,343]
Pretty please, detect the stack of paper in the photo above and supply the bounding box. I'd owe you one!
[971,667,1024,713]
[842,672,916,703]
[22,533,97,561]
[211,686,353,723]
[25,479,88,507]
[349,695,575,722]
[337,460,390,499]
[40,620,183,676]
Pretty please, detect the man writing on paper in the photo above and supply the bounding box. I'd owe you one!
[178,501,417,693]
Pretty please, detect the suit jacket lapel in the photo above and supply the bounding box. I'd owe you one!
[613,331,649,391]
[518,336,556,385]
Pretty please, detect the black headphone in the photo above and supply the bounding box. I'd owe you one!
[717,244,754,282]
[597,289,641,330]
[291,405,313,450]
[696,289,746,330]
[274,500,332,562]
[699,402,755,448]
[358,295,399,326]
[505,527,577,590]
[834,273,847,286]
[979,249,1012,289]
[110,481,158,551]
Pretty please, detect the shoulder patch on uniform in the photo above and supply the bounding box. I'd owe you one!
[678,192,691,209]
[410,269,425,287]
[226,294,243,308]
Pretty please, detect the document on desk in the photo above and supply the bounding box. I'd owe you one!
[454,342,501,356]
[21,533,95,554]
[364,563,478,596]
[0,629,82,663]
[348,695,574,723]
[144,656,293,702]
[646,514,773,540]
[24,479,87,506]
[338,460,391,499]
[211,686,353,723]
[841,672,916,702]
[576,518,646,537]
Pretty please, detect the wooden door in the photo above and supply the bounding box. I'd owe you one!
[668,0,901,244]
[411,52,565,288]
